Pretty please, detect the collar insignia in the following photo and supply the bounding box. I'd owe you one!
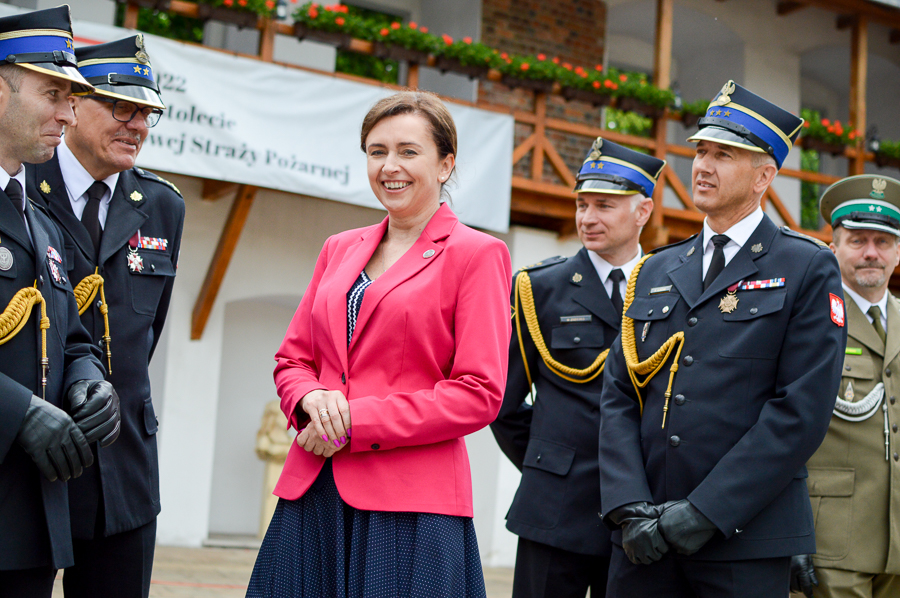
[130,191,143,202]
[572,272,583,283]
[39,180,50,194]
[751,243,763,253]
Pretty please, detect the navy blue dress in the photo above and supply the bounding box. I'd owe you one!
[246,271,487,598]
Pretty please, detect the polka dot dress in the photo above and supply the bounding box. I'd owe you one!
[246,460,487,598]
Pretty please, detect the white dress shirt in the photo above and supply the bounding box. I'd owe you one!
[701,207,765,279]
[588,247,643,302]
[57,138,118,229]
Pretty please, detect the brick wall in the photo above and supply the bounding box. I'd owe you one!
[479,0,607,184]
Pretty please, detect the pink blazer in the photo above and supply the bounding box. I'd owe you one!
[273,203,512,517]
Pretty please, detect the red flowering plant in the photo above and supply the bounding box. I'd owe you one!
[293,2,368,37]
[199,0,276,17]
[496,52,566,83]
[375,20,441,54]
[557,63,620,96]
[800,108,859,148]
[436,36,504,69]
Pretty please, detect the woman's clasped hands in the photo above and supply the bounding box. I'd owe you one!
[296,389,352,457]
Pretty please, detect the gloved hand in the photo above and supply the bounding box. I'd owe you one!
[607,502,669,565]
[66,380,120,447]
[790,554,818,598]
[15,395,93,481]
[657,499,718,555]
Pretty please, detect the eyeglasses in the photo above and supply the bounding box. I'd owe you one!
[89,95,163,128]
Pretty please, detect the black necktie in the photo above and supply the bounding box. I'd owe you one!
[704,234,730,290]
[5,179,25,227]
[82,181,105,258]
[609,268,625,318]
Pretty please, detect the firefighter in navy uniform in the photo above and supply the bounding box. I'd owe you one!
[598,81,846,597]
[491,138,664,598]
[26,35,184,598]
[0,7,120,598]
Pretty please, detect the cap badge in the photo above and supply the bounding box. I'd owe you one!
[135,34,150,64]
[871,178,887,200]
[130,191,143,202]
[751,243,763,253]
[572,272,582,283]
[711,80,736,107]
[39,180,50,194]
[586,137,603,162]
[844,381,855,402]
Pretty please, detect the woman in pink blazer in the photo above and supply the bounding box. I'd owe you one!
[246,91,512,598]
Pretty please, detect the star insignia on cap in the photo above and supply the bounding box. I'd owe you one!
[715,109,722,116]
[39,180,50,194]
[868,205,882,212]
[65,39,73,49]
[724,110,731,117]
[130,191,143,202]
[572,272,583,283]
[133,65,143,74]
[142,67,150,76]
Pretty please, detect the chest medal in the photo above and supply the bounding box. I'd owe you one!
[127,231,144,272]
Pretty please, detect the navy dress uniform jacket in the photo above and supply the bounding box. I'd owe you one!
[0,191,105,570]
[599,215,846,561]
[27,155,185,539]
[491,248,615,556]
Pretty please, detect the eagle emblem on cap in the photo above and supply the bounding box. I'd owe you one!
[871,178,887,200]
[585,137,603,163]
[711,80,736,107]
[135,34,150,64]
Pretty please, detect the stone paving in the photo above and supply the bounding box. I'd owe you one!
[52,545,515,598]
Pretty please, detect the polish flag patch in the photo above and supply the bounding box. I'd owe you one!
[830,293,845,327]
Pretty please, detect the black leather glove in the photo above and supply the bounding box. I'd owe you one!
[790,554,818,598]
[657,499,718,555]
[15,395,93,481]
[607,502,669,565]
[66,380,120,447]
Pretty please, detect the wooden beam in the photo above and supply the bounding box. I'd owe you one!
[191,185,258,340]
[776,2,807,16]
[647,0,674,246]
[407,64,419,89]
[849,14,868,175]
[836,14,855,30]
[512,133,537,166]
[543,140,577,188]
[258,17,276,62]
[123,3,140,29]
[201,179,238,201]
[764,186,798,229]
[531,93,548,182]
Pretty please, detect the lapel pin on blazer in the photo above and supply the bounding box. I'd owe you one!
[130,191,143,202]
[572,272,582,283]
[39,180,51,194]
[686,246,695,257]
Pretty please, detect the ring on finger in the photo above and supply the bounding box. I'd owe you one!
[318,408,330,421]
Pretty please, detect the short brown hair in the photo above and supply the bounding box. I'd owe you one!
[360,90,457,162]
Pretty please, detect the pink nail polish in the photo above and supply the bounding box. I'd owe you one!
[347,427,352,437]
[322,435,328,441]
[333,439,340,447]
[340,436,346,445]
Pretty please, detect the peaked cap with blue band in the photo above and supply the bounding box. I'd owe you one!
[574,136,666,197]
[75,34,164,110]
[0,5,92,95]
[820,174,900,238]
[687,80,804,169]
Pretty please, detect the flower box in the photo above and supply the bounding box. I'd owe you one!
[196,5,260,29]
[372,42,430,64]
[801,136,847,157]
[292,22,352,49]
[874,152,900,170]
[499,75,554,94]
[560,86,613,108]
[680,112,701,129]
[115,0,171,9]
[617,96,663,119]
[432,56,489,80]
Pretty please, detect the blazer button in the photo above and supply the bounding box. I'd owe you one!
[893,396,897,405]
[674,394,686,406]
[887,369,893,378]
[682,355,693,366]
[669,435,681,447]
[749,307,758,315]
[894,424,898,433]
[39,275,43,284]
[151,263,156,272]
[371,443,380,450]
[96,300,102,308]
[573,336,581,344]
[894,452,899,462]
[341,373,346,384]
[536,453,542,463]
[688,317,698,327]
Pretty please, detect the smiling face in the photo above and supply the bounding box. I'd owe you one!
[364,113,455,223]
[575,192,651,265]
[65,95,148,180]
[832,226,900,301]
[0,69,74,173]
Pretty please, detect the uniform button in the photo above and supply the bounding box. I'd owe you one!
[648,309,654,316]
[341,372,346,384]
[573,336,581,344]
[683,355,693,366]
[894,452,899,462]
[749,307,758,315]
[887,369,893,378]
[371,443,380,450]
[688,317,698,327]
[845,365,852,371]
[669,435,681,447]
[151,264,156,272]
[662,306,669,314]
[98,340,104,348]
[894,424,898,433]
[674,394,686,406]
[536,453,542,463]
[96,300,102,308]
[893,396,897,405]
[61,277,66,283]
[39,275,43,284]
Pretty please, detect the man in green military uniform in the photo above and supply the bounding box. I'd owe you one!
[791,174,900,598]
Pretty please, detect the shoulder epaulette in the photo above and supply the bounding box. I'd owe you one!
[649,233,698,255]
[134,167,182,197]
[779,226,828,248]
[517,255,566,272]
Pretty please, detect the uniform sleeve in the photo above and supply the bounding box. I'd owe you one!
[273,237,333,430]
[598,334,655,522]
[349,238,513,452]
[0,374,34,462]
[490,272,535,471]
[688,248,847,537]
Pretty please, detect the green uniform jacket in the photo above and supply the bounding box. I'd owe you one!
[807,294,900,574]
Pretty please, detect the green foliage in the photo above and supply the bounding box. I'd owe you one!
[800,148,821,230]
[439,38,503,69]
[200,0,276,16]
[336,51,398,84]
[800,108,859,147]
[877,139,900,161]
[114,4,204,43]
[680,99,710,118]
[605,108,653,139]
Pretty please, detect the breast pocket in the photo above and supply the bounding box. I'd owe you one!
[129,252,175,317]
[625,294,681,358]
[807,467,855,559]
[551,322,604,350]
[718,289,786,358]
